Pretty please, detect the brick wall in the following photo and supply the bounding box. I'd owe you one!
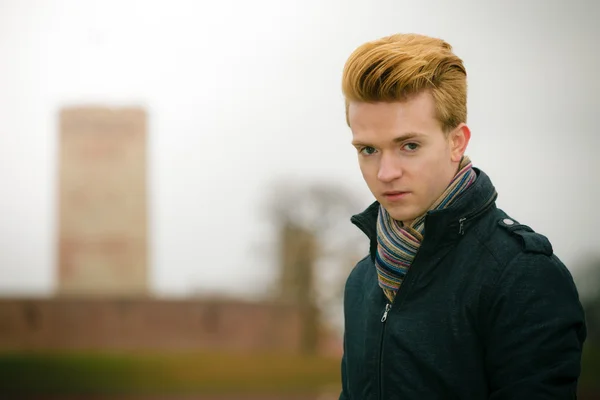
[0,298,306,353]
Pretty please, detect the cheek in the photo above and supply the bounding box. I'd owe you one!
[406,160,442,193]
[359,161,373,179]
[415,146,451,176]
[359,160,379,186]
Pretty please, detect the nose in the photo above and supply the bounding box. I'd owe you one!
[377,153,403,183]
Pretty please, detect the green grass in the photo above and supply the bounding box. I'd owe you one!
[3,344,596,396]
[0,351,341,395]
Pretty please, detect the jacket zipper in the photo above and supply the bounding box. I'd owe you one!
[381,303,391,322]
[377,247,424,400]
[378,302,390,400]
[379,302,391,400]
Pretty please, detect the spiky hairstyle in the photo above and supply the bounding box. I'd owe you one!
[342,33,467,132]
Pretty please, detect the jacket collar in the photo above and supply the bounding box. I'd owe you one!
[350,168,498,260]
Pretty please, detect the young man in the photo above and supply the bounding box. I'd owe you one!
[339,33,586,399]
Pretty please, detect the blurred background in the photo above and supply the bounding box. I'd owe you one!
[0,0,598,398]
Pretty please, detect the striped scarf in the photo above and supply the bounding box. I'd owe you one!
[375,156,477,303]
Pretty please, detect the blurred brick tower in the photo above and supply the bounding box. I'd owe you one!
[57,107,149,296]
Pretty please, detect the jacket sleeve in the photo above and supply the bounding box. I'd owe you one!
[483,252,587,399]
[339,332,350,400]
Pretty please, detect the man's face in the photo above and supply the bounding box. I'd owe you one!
[348,91,469,225]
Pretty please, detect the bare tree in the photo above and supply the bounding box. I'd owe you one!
[264,178,367,354]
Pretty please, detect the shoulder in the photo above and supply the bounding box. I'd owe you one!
[345,255,372,286]
[469,209,579,295]
[475,210,579,303]
[474,209,555,270]
[494,215,554,256]
[343,254,376,303]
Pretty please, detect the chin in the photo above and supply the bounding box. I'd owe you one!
[381,204,419,223]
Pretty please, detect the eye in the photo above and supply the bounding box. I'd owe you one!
[359,146,377,156]
[403,142,419,152]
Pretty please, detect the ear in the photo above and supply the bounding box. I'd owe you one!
[449,123,471,163]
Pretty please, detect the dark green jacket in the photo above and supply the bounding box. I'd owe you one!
[340,169,586,400]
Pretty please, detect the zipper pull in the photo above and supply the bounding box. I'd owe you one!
[381,303,392,323]
[458,217,466,235]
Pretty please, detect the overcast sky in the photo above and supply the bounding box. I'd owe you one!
[0,0,598,298]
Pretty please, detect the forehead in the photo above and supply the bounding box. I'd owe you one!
[348,92,441,141]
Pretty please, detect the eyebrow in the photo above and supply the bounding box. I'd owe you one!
[351,132,425,146]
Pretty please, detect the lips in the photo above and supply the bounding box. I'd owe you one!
[383,191,407,196]
[382,191,409,202]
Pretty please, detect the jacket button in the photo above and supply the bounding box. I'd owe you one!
[502,218,515,225]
